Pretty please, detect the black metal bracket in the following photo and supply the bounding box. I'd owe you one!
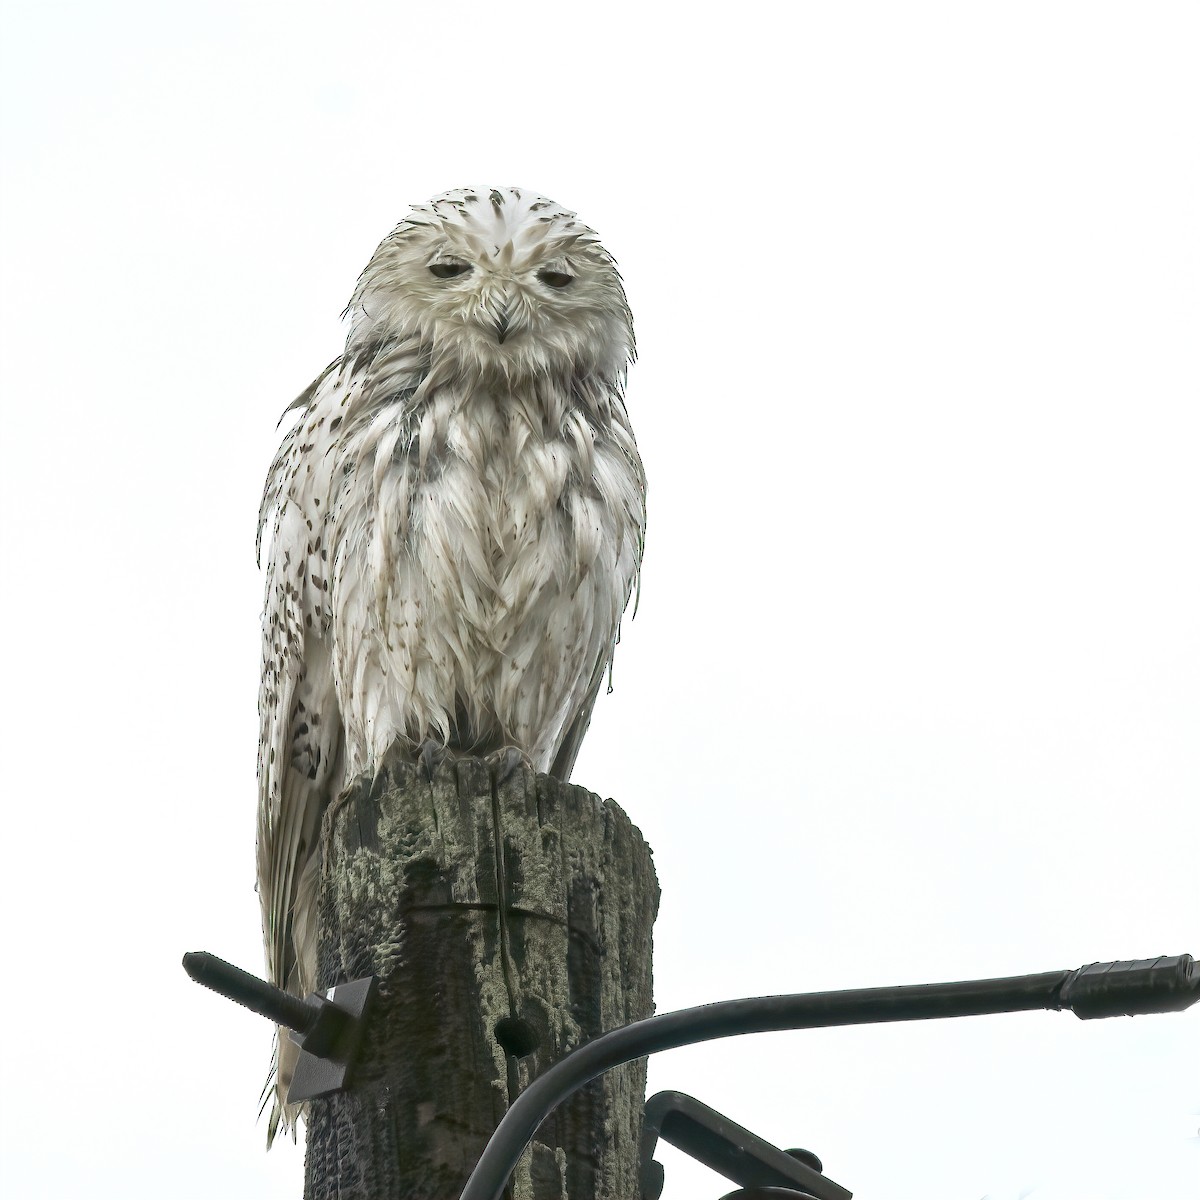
[285,975,377,1103]
[639,1091,851,1200]
[182,951,377,1103]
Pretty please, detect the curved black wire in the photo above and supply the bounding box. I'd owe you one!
[459,954,1198,1200]
[459,969,1068,1200]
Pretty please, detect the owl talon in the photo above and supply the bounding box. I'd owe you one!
[488,746,533,785]
[417,739,452,781]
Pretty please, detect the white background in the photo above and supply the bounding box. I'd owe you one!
[1,3,1196,1198]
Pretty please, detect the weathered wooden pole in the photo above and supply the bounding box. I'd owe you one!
[302,745,659,1199]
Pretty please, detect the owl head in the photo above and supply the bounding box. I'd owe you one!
[346,187,635,384]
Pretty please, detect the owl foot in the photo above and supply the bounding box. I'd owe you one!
[487,746,533,786]
[416,739,455,782]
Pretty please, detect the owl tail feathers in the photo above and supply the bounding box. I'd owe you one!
[261,1029,305,1148]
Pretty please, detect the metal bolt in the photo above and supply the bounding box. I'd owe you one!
[183,950,317,1035]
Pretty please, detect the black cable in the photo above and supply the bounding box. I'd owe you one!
[458,955,1197,1200]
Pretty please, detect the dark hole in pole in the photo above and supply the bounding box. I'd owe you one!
[494,1016,539,1059]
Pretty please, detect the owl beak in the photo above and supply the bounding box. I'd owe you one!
[493,304,512,344]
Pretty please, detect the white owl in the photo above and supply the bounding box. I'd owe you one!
[256,187,645,1140]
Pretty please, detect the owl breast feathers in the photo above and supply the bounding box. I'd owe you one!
[256,187,645,1141]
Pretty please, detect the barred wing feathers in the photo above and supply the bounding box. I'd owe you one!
[256,362,348,1140]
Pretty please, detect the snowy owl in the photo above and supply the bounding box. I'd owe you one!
[256,187,645,1140]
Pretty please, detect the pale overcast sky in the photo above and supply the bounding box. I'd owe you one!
[1,3,1197,1198]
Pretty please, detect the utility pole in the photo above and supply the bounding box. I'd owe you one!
[302,748,658,1200]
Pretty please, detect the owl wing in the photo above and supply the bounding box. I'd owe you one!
[256,362,347,1139]
[550,401,646,782]
[547,656,607,782]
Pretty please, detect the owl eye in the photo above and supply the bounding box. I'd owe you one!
[429,261,473,279]
[537,269,574,289]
